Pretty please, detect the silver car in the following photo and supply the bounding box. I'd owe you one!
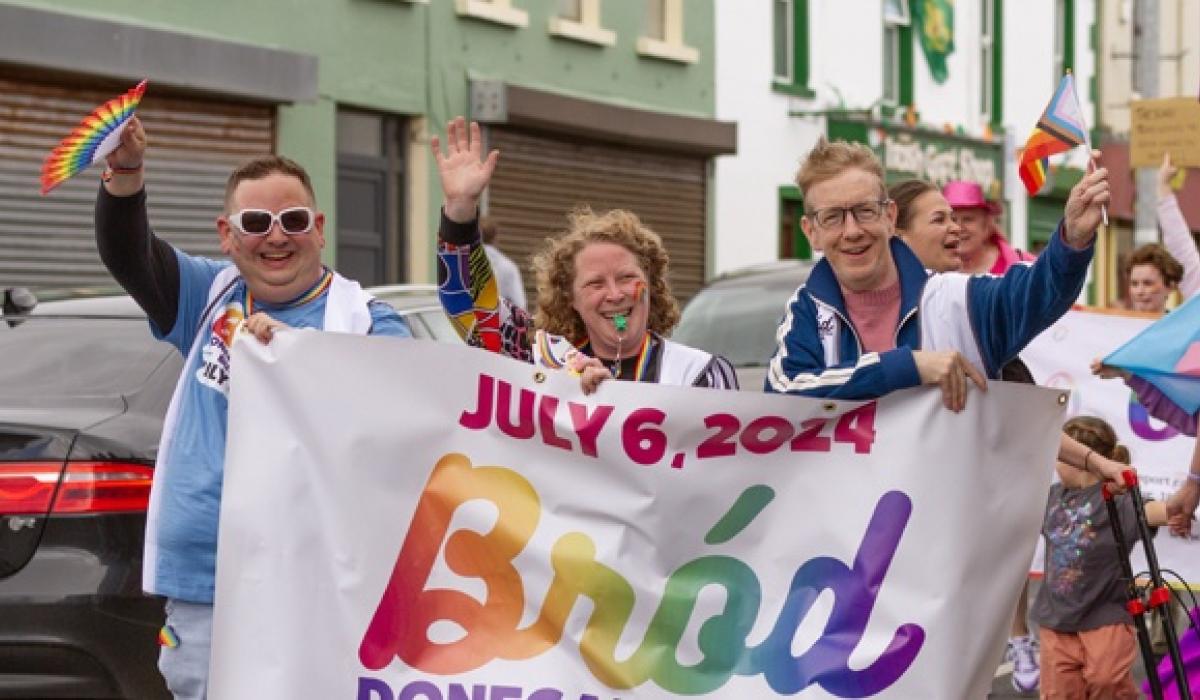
[672,260,814,391]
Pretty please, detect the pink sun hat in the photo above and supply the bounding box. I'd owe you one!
[943,180,1002,215]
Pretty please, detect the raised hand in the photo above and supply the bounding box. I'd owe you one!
[913,350,988,412]
[1063,151,1111,249]
[431,117,500,223]
[102,116,146,196]
[106,115,146,170]
[1157,152,1179,199]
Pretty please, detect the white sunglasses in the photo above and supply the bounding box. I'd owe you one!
[229,207,316,236]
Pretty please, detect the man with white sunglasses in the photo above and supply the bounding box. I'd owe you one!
[93,116,411,699]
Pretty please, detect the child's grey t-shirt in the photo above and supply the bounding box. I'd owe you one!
[1032,482,1143,633]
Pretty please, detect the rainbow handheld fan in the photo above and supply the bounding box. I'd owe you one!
[40,80,147,195]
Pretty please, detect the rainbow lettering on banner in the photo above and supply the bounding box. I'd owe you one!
[359,453,924,697]
[40,80,148,195]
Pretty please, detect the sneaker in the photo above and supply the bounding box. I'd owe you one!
[1009,635,1040,693]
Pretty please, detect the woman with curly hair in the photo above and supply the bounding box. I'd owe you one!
[1124,243,1184,313]
[432,117,737,393]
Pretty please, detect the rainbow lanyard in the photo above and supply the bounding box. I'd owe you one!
[244,268,333,316]
[630,333,654,381]
[605,333,653,382]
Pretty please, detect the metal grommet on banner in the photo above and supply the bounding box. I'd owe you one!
[533,371,546,383]
[822,402,837,412]
[1057,393,1069,406]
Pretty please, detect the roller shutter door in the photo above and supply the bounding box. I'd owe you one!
[0,77,273,290]
[485,127,707,307]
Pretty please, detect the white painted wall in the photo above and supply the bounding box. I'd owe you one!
[712,0,822,274]
[713,0,1098,274]
[1098,0,1199,135]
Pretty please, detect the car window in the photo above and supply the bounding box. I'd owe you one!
[398,310,433,340]
[673,284,794,367]
[0,316,171,398]
[416,309,461,343]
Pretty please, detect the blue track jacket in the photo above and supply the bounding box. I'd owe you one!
[764,223,1093,398]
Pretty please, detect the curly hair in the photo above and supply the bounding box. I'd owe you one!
[530,208,680,341]
[1126,243,1184,288]
[1063,415,1129,464]
[795,137,886,200]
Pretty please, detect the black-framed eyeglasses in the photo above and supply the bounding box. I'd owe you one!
[229,207,316,236]
[806,200,891,230]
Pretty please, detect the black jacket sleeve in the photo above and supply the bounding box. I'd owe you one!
[94,185,181,334]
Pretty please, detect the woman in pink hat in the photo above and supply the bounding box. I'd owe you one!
[943,180,1034,274]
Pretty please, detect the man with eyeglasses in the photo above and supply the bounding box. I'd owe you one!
[92,117,411,699]
[765,138,1109,411]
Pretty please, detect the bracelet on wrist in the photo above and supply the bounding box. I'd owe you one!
[101,163,143,183]
[1188,472,1200,484]
[1083,449,1094,474]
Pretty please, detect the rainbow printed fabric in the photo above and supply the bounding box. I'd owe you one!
[1018,73,1088,195]
[40,80,147,195]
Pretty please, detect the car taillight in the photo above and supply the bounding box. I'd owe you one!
[0,462,153,516]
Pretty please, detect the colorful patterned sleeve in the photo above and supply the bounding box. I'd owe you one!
[437,212,534,362]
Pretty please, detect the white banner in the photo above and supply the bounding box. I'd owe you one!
[211,333,1068,699]
[1024,308,1200,583]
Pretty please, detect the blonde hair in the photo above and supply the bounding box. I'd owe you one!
[531,208,680,341]
[795,137,886,200]
[1063,416,1129,464]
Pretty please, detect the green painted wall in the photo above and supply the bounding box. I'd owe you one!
[6,0,428,263]
[13,0,718,278]
[422,1,718,281]
[277,100,338,264]
[425,2,715,127]
[2,0,428,113]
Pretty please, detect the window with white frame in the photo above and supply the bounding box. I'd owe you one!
[773,0,793,83]
[1056,0,1075,79]
[638,0,698,64]
[981,0,994,119]
[549,0,614,46]
[456,0,528,28]
[883,0,910,104]
[559,0,582,21]
[1053,0,1065,79]
[772,0,812,96]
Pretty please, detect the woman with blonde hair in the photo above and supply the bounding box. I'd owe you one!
[433,117,737,393]
[888,179,963,273]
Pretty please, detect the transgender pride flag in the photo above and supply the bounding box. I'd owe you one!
[1105,293,1200,425]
